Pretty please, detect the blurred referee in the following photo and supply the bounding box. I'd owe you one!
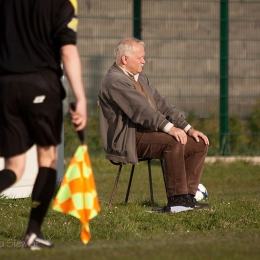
[0,0,87,249]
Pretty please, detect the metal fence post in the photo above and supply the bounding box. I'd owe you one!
[133,0,142,39]
[220,0,229,155]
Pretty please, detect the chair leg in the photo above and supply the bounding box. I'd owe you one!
[160,160,167,196]
[147,159,155,207]
[125,164,135,204]
[108,163,123,207]
[109,159,163,207]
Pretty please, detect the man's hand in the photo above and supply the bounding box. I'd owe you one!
[187,128,209,145]
[168,126,209,145]
[168,126,187,144]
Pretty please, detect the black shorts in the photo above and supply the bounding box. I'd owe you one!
[0,70,66,158]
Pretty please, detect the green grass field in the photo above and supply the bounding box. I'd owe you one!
[0,158,260,260]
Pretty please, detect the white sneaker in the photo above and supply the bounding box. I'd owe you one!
[24,233,54,250]
[168,205,194,213]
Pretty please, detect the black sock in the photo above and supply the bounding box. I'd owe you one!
[0,169,16,193]
[26,167,57,236]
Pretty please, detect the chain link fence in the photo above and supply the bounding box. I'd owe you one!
[64,0,260,157]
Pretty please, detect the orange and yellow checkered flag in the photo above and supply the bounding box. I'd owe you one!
[52,144,100,244]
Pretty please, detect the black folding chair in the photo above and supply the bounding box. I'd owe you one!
[108,158,166,208]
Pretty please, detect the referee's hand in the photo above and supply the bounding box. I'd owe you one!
[70,100,87,131]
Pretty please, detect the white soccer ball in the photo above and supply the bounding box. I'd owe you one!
[195,183,208,201]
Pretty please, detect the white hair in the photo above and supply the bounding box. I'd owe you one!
[114,37,145,63]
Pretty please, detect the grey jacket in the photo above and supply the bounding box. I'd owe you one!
[98,62,189,164]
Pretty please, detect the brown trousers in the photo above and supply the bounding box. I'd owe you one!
[136,131,208,197]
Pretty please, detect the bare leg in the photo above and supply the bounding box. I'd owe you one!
[5,153,26,180]
[36,145,57,169]
[0,153,26,193]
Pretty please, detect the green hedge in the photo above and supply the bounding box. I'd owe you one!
[64,100,260,157]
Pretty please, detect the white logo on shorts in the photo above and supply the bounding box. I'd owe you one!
[33,95,46,103]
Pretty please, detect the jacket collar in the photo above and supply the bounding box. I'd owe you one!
[113,62,139,81]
